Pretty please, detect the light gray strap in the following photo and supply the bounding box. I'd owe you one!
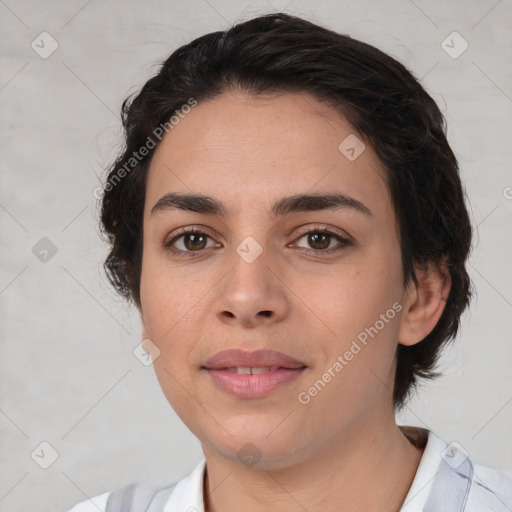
[105,482,177,512]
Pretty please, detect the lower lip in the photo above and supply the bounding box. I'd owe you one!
[204,367,306,399]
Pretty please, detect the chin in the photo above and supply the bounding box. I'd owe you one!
[215,440,304,471]
[201,423,306,469]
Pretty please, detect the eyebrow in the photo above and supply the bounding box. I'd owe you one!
[150,192,372,218]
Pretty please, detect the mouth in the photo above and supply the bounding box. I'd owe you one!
[202,348,307,371]
[201,348,308,398]
[202,365,307,399]
[209,366,301,374]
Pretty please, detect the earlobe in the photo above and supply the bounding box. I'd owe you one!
[398,261,451,347]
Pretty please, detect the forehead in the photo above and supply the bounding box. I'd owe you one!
[145,90,390,219]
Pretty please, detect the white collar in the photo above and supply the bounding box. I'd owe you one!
[163,456,206,512]
[399,429,446,511]
[164,429,445,512]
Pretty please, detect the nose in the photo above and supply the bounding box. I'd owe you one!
[212,243,289,328]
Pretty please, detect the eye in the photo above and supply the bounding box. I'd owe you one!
[162,228,219,258]
[291,226,353,255]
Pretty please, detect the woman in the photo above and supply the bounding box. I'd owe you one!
[68,12,512,512]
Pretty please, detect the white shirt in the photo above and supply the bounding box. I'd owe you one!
[67,429,511,511]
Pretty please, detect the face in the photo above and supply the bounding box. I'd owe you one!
[139,90,409,469]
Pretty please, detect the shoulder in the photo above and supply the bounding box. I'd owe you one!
[402,428,512,511]
[468,461,512,506]
[65,491,111,512]
[66,481,181,512]
[473,461,512,485]
[64,458,205,512]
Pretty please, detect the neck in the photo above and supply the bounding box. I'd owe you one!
[202,419,426,512]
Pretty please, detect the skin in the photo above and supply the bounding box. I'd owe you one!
[139,89,451,512]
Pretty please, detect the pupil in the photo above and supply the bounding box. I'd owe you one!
[186,234,206,250]
[310,233,329,249]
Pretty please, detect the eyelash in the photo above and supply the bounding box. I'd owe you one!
[162,225,353,259]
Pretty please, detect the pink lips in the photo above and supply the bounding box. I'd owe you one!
[203,348,307,370]
[202,348,307,399]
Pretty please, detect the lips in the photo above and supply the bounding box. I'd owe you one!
[202,348,307,371]
[202,348,308,398]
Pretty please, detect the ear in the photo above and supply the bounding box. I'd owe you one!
[398,260,451,346]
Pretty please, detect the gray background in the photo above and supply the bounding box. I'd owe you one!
[0,0,511,510]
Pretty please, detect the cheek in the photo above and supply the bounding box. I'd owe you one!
[298,269,402,424]
[302,247,402,337]
[302,243,403,386]
[140,249,202,334]
[140,260,203,413]
[140,260,181,367]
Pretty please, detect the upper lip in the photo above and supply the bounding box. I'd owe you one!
[203,349,307,370]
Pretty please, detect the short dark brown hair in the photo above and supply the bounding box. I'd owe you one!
[99,12,473,410]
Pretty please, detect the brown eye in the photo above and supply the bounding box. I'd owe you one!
[181,232,208,251]
[163,229,218,257]
[293,227,353,255]
[306,232,332,250]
